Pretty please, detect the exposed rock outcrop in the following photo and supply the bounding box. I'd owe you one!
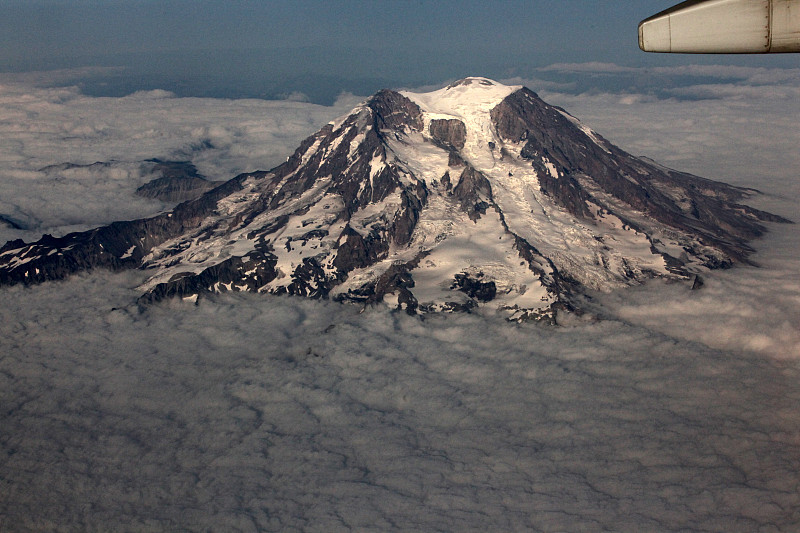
[429,118,467,150]
[135,159,223,202]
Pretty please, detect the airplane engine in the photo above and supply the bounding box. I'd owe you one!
[640,0,800,53]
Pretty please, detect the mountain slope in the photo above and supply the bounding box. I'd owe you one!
[0,78,788,321]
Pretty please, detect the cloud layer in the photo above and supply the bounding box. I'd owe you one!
[0,66,799,531]
[1,271,799,531]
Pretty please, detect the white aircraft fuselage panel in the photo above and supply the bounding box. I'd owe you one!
[640,0,800,53]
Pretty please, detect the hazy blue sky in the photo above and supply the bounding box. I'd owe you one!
[2,0,797,102]
[2,1,659,58]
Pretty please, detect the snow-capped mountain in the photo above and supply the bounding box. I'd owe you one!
[0,77,788,321]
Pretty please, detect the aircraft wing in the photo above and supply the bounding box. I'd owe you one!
[639,0,800,53]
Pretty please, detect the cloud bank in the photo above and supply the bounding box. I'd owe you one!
[0,73,362,242]
[1,271,799,531]
[0,66,799,531]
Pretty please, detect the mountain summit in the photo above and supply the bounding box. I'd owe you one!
[0,77,788,321]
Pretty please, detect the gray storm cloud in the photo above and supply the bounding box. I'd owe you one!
[1,66,799,531]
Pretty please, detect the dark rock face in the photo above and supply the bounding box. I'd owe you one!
[285,258,332,298]
[332,226,388,273]
[429,119,467,150]
[138,248,278,306]
[452,272,497,302]
[369,89,424,132]
[452,166,493,221]
[390,188,426,245]
[369,258,424,314]
[136,160,223,202]
[448,151,466,168]
[446,78,496,89]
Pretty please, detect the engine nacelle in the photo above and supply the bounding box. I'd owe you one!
[639,0,800,53]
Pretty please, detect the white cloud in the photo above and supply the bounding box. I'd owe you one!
[538,62,640,74]
[124,88,177,100]
[539,62,800,85]
[0,67,799,530]
[648,64,800,84]
[668,82,800,100]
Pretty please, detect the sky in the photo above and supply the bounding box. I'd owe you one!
[1,0,798,102]
[1,1,800,531]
